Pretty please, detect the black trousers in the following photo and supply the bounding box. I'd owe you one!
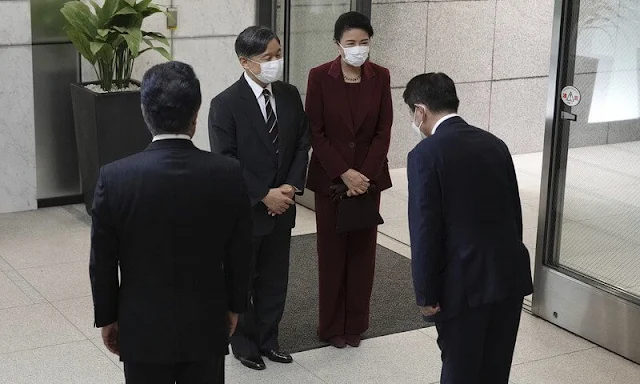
[123,356,224,384]
[435,296,524,384]
[230,226,292,357]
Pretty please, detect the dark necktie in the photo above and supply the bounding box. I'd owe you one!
[263,89,279,154]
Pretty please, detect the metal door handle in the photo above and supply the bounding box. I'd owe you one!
[560,111,577,121]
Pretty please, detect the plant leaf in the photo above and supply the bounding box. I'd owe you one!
[65,28,95,64]
[123,28,143,57]
[90,41,107,56]
[60,2,98,38]
[139,46,172,61]
[100,0,120,21]
[142,4,166,18]
[135,0,153,12]
[114,6,137,17]
[91,41,114,62]
[88,1,103,23]
[142,31,169,47]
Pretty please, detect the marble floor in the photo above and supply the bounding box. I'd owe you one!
[0,147,639,383]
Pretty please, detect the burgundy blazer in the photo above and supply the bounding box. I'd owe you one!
[305,57,393,196]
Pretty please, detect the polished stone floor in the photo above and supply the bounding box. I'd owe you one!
[1,148,639,383]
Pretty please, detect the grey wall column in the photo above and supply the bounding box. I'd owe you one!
[0,0,37,213]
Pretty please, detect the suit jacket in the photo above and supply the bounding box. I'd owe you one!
[89,139,253,363]
[305,57,393,195]
[209,76,310,237]
[408,117,534,322]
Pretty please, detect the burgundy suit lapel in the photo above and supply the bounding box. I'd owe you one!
[353,61,376,132]
[327,57,354,132]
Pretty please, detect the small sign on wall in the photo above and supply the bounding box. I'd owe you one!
[561,86,581,107]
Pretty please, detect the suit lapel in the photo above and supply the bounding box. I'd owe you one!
[238,77,277,162]
[353,62,376,132]
[327,57,354,131]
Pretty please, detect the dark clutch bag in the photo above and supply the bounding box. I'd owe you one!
[330,184,384,234]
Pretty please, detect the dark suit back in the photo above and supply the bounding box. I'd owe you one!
[209,77,310,236]
[89,139,253,363]
[408,117,533,322]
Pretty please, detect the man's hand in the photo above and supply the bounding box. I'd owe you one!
[267,185,296,216]
[262,188,295,216]
[228,312,239,336]
[101,322,120,356]
[341,169,370,196]
[420,304,441,317]
[279,184,296,199]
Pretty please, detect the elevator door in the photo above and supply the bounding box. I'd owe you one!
[534,0,640,363]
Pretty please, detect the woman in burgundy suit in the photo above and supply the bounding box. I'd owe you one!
[305,11,393,349]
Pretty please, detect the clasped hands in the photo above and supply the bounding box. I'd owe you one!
[100,312,240,356]
[263,184,296,216]
[341,169,370,197]
[262,169,369,216]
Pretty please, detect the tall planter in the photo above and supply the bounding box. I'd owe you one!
[70,81,151,213]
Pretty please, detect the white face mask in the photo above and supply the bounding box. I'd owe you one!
[412,106,427,140]
[340,44,370,67]
[250,58,284,84]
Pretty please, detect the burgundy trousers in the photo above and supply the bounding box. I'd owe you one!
[315,193,380,340]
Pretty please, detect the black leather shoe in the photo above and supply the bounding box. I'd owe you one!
[235,354,266,371]
[260,349,293,364]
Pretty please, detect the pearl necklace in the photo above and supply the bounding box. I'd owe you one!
[343,73,361,82]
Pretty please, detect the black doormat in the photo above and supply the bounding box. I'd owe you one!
[279,233,432,353]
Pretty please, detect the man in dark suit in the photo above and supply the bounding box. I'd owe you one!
[405,73,534,384]
[89,61,253,384]
[208,26,310,371]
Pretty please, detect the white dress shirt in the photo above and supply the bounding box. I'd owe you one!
[152,134,192,142]
[244,72,277,121]
[432,113,459,135]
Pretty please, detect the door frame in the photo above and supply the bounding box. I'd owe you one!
[256,0,277,29]
[532,0,640,364]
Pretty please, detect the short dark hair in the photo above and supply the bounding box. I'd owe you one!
[235,26,280,58]
[140,61,202,135]
[403,73,460,113]
[334,11,374,42]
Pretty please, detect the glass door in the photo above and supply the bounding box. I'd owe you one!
[274,0,370,209]
[534,0,640,363]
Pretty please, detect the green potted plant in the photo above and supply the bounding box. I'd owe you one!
[61,0,172,212]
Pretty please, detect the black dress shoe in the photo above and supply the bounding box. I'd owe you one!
[260,349,293,363]
[235,354,266,370]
